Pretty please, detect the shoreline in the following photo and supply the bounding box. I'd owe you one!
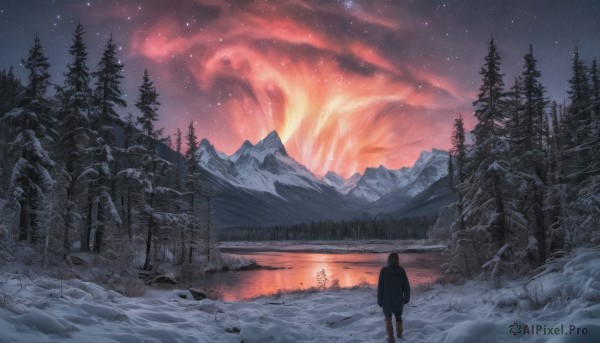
[218,239,447,254]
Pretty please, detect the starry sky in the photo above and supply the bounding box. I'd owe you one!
[1,1,599,178]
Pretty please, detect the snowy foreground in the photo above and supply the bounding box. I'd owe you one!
[1,249,599,343]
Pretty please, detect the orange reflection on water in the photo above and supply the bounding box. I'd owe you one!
[197,251,444,301]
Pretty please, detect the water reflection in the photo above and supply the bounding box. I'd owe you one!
[196,250,444,301]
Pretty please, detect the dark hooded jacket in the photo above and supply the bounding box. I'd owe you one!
[377,263,410,313]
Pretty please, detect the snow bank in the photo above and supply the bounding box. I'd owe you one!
[0,248,598,342]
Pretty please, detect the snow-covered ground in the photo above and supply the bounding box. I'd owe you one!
[1,248,599,342]
[219,239,446,253]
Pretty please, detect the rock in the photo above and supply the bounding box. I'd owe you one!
[68,254,89,266]
[225,327,241,333]
[108,274,126,294]
[189,287,208,300]
[144,272,178,285]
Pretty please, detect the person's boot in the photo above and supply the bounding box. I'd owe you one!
[385,317,395,342]
[396,318,403,339]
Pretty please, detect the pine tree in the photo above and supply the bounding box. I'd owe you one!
[175,128,182,189]
[3,36,55,244]
[92,34,126,123]
[564,46,592,185]
[548,101,561,178]
[448,151,454,189]
[184,121,201,263]
[129,70,183,270]
[65,23,91,100]
[590,58,600,119]
[451,115,466,185]
[38,165,68,267]
[79,136,121,253]
[202,187,218,263]
[0,67,24,194]
[545,101,565,257]
[472,37,506,153]
[450,115,466,235]
[565,51,600,247]
[54,23,93,259]
[22,34,50,100]
[135,69,160,138]
[507,78,524,147]
[522,45,548,151]
[82,34,127,253]
[172,127,186,262]
[567,47,591,131]
[118,113,138,241]
[471,37,508,249]
[451,38,512,279]
[517,45,548,266]
[0,66,23,114]
[135,69,162,270]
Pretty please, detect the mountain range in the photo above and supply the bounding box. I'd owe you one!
[197,130,451,227]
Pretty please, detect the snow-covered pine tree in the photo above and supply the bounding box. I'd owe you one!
[175,128,183,190]
[451,38,512,279]
[64,23,92,100]
[136,69,160,138]
[134,68,161,270]
[545,101,566,256]
[133,69,182,270]
[451,115,466,186]
[110,113,147,266]
[450,115,466,230]
[92,34,126,125]
[2,35,55,245]
[184,121,202,264]
[23,34,50,100]
[506,78,524,145]
[169,127,190,263]
[0,67,24,195]
[54,23,92,259]
[81,33,125,253]
[79,135,121,253]
[563,46,591,186]
[565,49,600,247]
[591,59,600,119]
[510,45,549,267]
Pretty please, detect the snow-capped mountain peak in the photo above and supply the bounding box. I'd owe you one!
[324,171,344,188]
[197,130,325,196]
[324,171,362,195]
[250,130,288,163]
[348,148,448,203]
[230,140,253,162]
[198,139,238,182]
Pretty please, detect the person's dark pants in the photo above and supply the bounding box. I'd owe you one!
[383,311,403,339]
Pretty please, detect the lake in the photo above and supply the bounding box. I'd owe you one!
[196,249,445,301]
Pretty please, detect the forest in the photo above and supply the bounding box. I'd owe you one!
[0,25,220,275]
[218,216,433,241]
[444,39,600,280]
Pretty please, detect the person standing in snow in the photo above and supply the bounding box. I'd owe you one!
[377,252,410,342]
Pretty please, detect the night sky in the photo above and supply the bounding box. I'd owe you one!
[1,1,599,177]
